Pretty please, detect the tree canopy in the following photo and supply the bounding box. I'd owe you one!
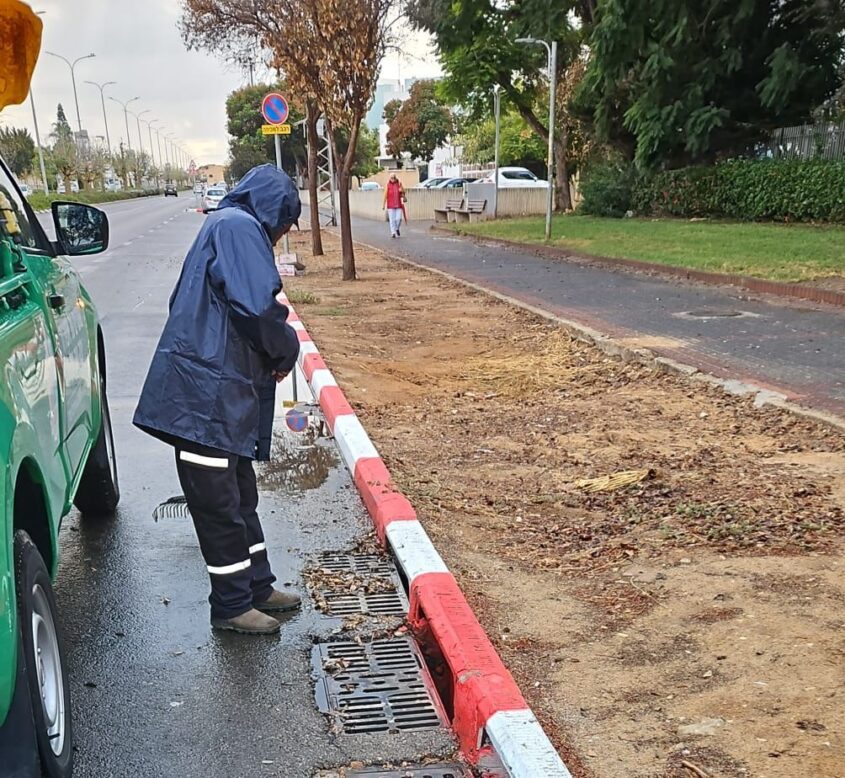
[577,0,845,168]
[386,79,453,162]
[0,126,35,176]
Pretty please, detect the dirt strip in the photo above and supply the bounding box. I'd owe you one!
[282,229,845,778]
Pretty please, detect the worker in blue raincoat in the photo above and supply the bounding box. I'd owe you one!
[134,164,302,635]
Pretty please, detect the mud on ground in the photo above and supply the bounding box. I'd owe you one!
[282,229,845,778]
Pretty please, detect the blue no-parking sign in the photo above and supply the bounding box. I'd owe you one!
[261,92,290,125]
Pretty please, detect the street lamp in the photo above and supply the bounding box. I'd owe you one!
[109,95,139,151]
[45,50,95,133]
[492,83,501,219]
[145,119,159,180]
[84,79,116,155]
[515,37,557,241]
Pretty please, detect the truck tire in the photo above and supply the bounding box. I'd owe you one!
[14,530,74,778]
[73,380,120,518]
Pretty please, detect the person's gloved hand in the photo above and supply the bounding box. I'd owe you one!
[272,370,289,383]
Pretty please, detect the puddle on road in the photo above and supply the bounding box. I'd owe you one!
[256,429,340,493]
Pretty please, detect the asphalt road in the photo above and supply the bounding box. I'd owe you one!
[39,196,455,777]
[333,211,845,418]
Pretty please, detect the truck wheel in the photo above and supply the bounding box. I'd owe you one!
[73,380,120,517]
[15,531,74,778]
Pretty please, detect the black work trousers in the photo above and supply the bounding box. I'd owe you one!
[173,439,275,619]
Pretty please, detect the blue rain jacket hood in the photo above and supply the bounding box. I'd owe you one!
[134,164,301,459]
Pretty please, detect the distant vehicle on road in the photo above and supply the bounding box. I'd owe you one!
[0,154,118,777]
[104,178,122,192]
[472,166,549,188]
[360,181,381,191]
[70,180,79,193]
[56,182,66,194]
[202,186,227,213]
[164,183,178,197]
[193,182,204,195]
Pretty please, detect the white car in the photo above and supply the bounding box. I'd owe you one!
[104,178,122,192]
[193,182,204,195]
[473,166,549,188]
[202,186,227,213]
[70,180,80,193]
[56,182,66,194]
[19,183,31,197]
[360,181,381,191]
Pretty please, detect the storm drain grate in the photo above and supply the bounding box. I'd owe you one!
[313,638,446,735]
[323,590,407,617]
[152,495,191,521]
[346,766,470,777]
[317,551,396,578]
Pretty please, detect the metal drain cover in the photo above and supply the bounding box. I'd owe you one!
[152,495,191,521]
[347,766,469,777]
[317,551,396,578]
[324,590,407,616]
[312,638,446,734]
[674,309,759,320]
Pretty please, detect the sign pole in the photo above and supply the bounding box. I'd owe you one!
[274,133,282,171]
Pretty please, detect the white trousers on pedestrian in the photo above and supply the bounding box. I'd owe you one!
[388,208,403,235]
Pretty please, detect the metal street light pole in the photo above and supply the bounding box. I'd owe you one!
[146,119,158,177]
[84,79,116,155]
[516,37,557,241]
[109,95,139,152]
[28,89,50,193]
[45,50,95,133]
[154,127,165,179]
[134,109,150,157]
[492,83,501,220]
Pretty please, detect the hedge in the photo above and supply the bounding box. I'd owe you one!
[27,188,168,212]
[581,159,845,223]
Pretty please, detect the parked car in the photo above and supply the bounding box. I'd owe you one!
[56,182,66,194]
[472,166,549,188]
[0,156,118,777]
[70,180,79,193]
[164,183,178,197]
[429,177,473,189]
[193,182,204,195]
[104,178,122,192]
[419,176,450,188]
[18,182,31,197]
[360,181,381,191]
[202,186,227,213]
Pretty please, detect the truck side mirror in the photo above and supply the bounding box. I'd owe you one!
[51,202,109,256]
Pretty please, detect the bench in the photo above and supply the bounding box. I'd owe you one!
[454,198,487,223]
[434,197,463,223]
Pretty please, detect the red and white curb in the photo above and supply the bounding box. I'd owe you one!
[279,293,572,778]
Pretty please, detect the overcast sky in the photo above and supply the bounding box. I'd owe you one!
[1,0,441,166]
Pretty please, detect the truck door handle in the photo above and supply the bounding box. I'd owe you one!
[48,294,65,310]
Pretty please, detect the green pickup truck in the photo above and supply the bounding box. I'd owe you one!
[0,158,118,777]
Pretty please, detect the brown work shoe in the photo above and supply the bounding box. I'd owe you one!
[253,588,302,613]
[211,608,281,634]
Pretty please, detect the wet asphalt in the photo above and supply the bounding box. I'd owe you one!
[38,196,456,777]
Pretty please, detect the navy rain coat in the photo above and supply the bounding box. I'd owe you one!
[134,164,301,460]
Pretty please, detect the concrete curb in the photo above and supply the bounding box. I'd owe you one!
[436,226,845,309]
[281,299,573,778]
[347,236,845,435]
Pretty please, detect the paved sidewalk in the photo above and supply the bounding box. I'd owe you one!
[322,211,845,419]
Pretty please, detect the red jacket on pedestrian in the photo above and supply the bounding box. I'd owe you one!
[384,178,404,209]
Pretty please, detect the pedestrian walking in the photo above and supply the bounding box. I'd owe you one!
[383,172,405,237]
[134,164,302,635]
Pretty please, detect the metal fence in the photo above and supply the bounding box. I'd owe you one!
[766,121,845,160]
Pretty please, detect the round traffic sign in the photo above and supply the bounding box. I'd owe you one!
[261,92,289,125]
[285,408,308,433]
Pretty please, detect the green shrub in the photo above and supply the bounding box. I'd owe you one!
[578,161,637,217]
[26,188,163,212]
[633,159,845,222]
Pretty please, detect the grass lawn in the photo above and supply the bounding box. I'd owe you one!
[452,214,845,283]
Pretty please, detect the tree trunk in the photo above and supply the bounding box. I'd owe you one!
[305,100,323,256]
[336,169,356,280]
[553,129,572,212]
